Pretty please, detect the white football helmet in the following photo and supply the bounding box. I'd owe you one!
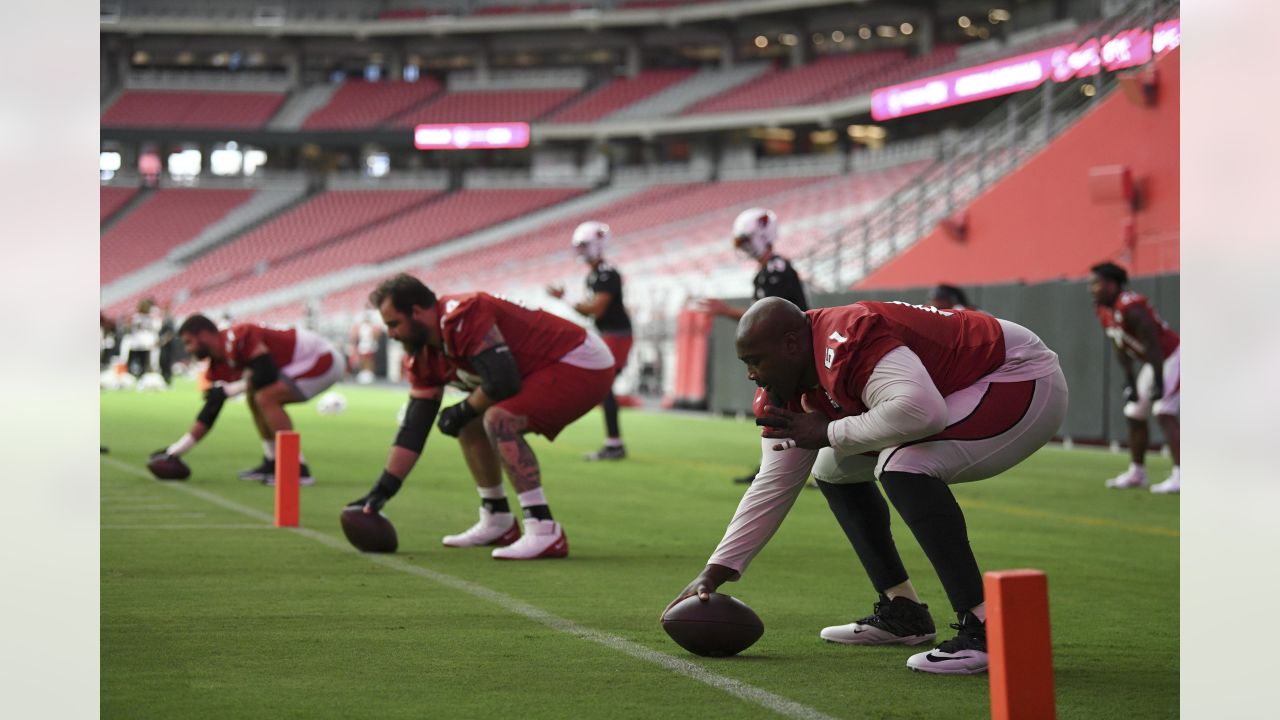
[572,221,610,263]
[732,208,778,260]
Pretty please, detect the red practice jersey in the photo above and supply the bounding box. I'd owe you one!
[755,301,1006,421]
[205,324,297,384]
[1095,291,1179,364]
[406,293,586,391]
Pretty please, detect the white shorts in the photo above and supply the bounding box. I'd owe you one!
[1125,345,1180,419]
[812,368,1068,485]
[282,349,345,401]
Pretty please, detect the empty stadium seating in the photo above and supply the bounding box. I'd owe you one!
[391,89,579,126]
[545,69,696,123]
[100,186,139,224]
[100,188,255,285]
[685,52,902,114]
[101,90,285,129]
[302,80,444,130]
[173,187,584,313]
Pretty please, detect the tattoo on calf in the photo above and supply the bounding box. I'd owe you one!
[485,408,540,493]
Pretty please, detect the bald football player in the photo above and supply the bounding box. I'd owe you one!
[668,297,1067,675]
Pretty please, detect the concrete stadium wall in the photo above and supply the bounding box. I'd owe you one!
[705,273,1179,446]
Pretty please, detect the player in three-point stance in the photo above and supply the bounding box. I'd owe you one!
[668,297,1067,674]
[153,314,344,485]
[348,274,615,559]
[547,221,633,461]
[1090,262,1181,493]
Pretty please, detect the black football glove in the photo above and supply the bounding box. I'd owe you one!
[204,385,228,404]
[347,471,403,512]
[1122,385,1138,404]
[436,400,480,438]
[149,448,174,461]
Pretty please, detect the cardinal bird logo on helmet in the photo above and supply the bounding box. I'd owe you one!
[732,208,778,260]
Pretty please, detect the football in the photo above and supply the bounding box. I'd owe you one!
[146,453,191,481]
[317,391,348,416]
[661,592,765,657]
[339,506,398,553]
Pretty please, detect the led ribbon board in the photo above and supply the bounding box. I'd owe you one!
[413,123,531,150]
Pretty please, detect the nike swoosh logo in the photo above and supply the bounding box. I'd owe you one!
[851,628,867,634]
[925,653,972,663]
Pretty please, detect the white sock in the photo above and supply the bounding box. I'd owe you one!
[1170,466,1180,480]
[477,485,506,501]
[1129,462,1145,476]
[262,439,275,460]
[970,603,987,623]
[605,437,623,448]
[517,487,547,509]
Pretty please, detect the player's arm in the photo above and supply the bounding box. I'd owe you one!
[435,325,522,437]
[666,438,817,611]
[699,298,746,320]
[349,386,443,513]
[1124,305,1166,396]
[821,347,949,456]
[573,292,611,319]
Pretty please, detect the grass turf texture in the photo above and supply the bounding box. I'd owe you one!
[101,380,1178,719]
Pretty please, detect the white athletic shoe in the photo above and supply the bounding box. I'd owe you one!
[491,518,568,560]
[1105,468,1147,489]
[442,507,520,548]
[1150,476,1180,494]
[907,612,988,675]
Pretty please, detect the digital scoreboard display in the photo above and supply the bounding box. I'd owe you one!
[413,123,531,150]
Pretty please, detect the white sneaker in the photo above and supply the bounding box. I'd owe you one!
[442,507,520,548]
[1105,468,1147,489]
[1150,476,1180,494]
[491,518,568,560]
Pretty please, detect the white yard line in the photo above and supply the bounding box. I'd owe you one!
[101,457,841,720]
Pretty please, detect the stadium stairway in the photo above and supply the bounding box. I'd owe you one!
[101,181,312,310]
[100,185,148,228]
[267,84,343,131]
[198,183,653,319]
[604,62,770,121]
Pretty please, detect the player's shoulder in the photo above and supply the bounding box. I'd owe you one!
[438,293,483,322]
[595,261,619,276]
[1115,290,1149,310]
[764,255,792,275]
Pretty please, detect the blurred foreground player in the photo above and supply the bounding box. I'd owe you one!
[669,297,1067,674]
[547,221,633,461]
[1090,262,1181,493]
[349,274,615,559]
[927,284,976,312]
[700,208,809,484]
[152,314,344,485]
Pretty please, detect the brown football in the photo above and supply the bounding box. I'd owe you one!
[661,592,764,657]
[339,507,398,553]
[146,454,191,481]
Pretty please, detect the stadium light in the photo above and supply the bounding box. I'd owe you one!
[857,26,871,39]
[901,23,914,35]
[958,16,972,28]
[831,30,846,43]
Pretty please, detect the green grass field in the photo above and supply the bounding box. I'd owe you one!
[101,380,1178,719]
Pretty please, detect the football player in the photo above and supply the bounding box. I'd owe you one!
[700,208,809,484]
[153,314,345,485]
[926,284,977,312]
[349,274,616,559]
[547,221,633,461]
[668,297,1067,675]
[1090,262,1180,493]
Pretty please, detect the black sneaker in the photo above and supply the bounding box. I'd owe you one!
[584,445,626,461]
[263,463,316,487]
[238,457,273,482]
[820,595,937,646]
[907,611,988,674]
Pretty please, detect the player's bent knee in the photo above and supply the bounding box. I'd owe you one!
[481,405,518,436]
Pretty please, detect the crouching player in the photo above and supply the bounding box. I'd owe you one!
[347,274,615,560]
[151,314,344,485]
[668,298,1067,674]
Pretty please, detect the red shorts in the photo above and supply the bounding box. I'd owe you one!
[601,333,633,374]
[495,362,615,441]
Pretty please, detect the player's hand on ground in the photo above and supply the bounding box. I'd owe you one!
[436,400,480,437]
[347,490,387,515]
[662,564,737,618]
[757,405,830,450]
[546,284,565,299]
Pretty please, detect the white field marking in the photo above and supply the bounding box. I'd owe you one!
[99,503,184,511]
[102,524,277,530]
[100,457,840,720]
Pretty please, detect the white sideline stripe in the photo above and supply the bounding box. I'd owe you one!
[103,524,277,530]
[100,457,839,720]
